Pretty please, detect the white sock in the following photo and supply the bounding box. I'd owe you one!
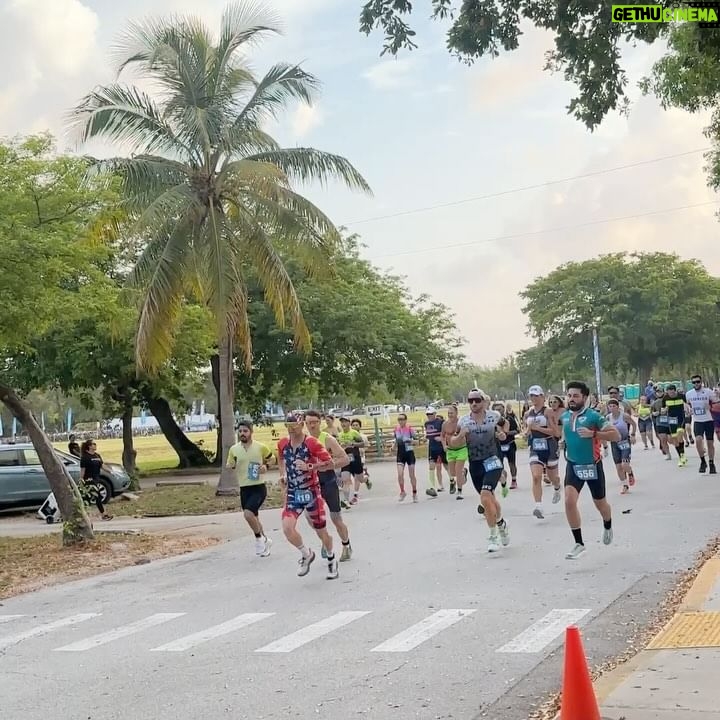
[298,545,310,559]
[535,502,543,510]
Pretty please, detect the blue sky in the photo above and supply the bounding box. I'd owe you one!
[1,0,718,368]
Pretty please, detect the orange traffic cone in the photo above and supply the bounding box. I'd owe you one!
[560,625,601,720]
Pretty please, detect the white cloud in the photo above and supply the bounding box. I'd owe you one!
[363,58,417,90]
[291,103,324,139]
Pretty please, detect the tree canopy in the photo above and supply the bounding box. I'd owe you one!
[359,1,665,129]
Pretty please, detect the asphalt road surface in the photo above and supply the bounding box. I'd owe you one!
[2,445,719,720]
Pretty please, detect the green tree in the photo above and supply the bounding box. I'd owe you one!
[520,252,720,387]
[640,22,720,189]
[0,135,121,544]
[358,1,666,129]
[71,3,370,495]
[233,233,464,413]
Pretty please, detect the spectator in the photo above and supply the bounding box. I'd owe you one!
[80,439,113,520]
[68,434,80,458]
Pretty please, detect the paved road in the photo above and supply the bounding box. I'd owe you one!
[2,446,719,720]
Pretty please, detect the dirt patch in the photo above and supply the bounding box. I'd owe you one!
[0,532,222,600]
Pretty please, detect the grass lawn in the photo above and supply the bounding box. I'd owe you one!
[0,532,221,600]
[110,484,285,517]
[53,403,527,474]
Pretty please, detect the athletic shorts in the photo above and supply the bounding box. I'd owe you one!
[655,421,670,435]
[499,441,517,464]
[468,458,504,494]
[637,417,653,433]
[282,485,326,529]
[668,419,685,437]
[429,445,447,464]
[318,470,342,514]
[446,446,468,462]
[396,449,416,466]
[564,460,606,500]
[240,484,267,516]
[610,441,632,465]
[693,420,715,441]
[528,436,559,468]
[341,459,364,476]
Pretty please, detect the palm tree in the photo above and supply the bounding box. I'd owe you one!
[70,2,371,493]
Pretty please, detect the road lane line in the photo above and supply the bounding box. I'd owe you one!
[0,615,26,624]
[0,614,100,650]
[151,613,275,652]
[54,613,185,652]
[255,611,371,653]
[496,609,591,653]
[370,609,476,653]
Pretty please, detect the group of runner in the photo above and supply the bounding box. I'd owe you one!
[224,375,720,577]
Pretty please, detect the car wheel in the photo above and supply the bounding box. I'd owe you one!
[96,478,113,505]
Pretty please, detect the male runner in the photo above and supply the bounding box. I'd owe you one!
[662,384,688,467]
[277,413,339,579]
[651,387,671,459]
[524,386,562,519]
[305,410,354,561]
[504,404,521,489]
[560,381,619,560]
[606,399,637,494]
[226,420,275,557]
[394,413,418,502]
[337,417,366,505]
[424,407,446,497]
[686,374,717,474]
[351,419,372,488]
[450,389,510,553]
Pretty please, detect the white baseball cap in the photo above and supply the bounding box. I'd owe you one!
[528,385,544,396]
[425,406,436,414]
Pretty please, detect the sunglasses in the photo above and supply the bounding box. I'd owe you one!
[467,398,483,404]
[692,380,702,384]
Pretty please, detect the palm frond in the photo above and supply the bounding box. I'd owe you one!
[245,147,372,193]
[68,84,194,160]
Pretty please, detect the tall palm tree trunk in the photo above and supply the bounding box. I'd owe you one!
[0,383,94,545]
[215,333,239,496]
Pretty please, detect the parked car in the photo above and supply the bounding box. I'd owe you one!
[0,443,131,510]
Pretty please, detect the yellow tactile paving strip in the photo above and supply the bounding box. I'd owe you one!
[647,611,720,649]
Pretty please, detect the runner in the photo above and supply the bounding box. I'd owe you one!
[450,389,510,553]
[662,384,688,467]
[607,386,633,415]
[651,387,671,459]
[337,417,366,506]
[686,374,717,474]
[636,394,655,449]
[441,404,467,498]
[324,413,340,438]
[305,410,354,562]
[490,403,512,498]
[711,386,720,444]
[394,413,418,502]
[606,399,637,494]
[351,419,372,488]
[226,420,275,557]
[523,386,562,520]
[560,381,619,560]
[277,413,339,580]
[503,404,521,489]
[424,407,446,497]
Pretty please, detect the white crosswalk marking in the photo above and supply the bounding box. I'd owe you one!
[0,615,25,624]
[150,613,275,652]
[255,611,371,653]
[370,609,476,653]
[496,609,591,653]
[54,613,186,652]
[0,613,99,650]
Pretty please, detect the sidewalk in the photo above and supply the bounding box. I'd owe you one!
[590,548,720,719]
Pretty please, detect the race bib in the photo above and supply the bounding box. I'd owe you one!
[293,489,313,505]
[693,407,706,416]
[404,441,413,452]
[483,456,503,473]
[500,444,510,453]
[617,440,631,451]
[247,462,261,481]
[573,463,598,481]
[668,417,679,426]
[657,416,669,425]
[531,437,548,452]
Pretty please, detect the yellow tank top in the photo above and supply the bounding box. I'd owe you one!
[637,406,651,419]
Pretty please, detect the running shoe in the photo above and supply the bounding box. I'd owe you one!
[297,550,315,577]
[426,487,438,498]
[628,474,636,487]
[350,495,358,505]
[326,556,339,580]
[498,521,510,547]
[565,543,586,560]
[412,493,418,503]
[254,537,265,555]
[259,537,272,557]
[437,486,445,492]
[501,483,509,498]
[552,487,561,504]
[510,480,518,490]
[533,507,544,519]
[340,543,352,562]
[620,485,629,495]
[700,458,708,474]
[398,491,407,502]
[456,492,464,500]
[449,480,456,495]
[487,533,500,553]
[603,527,613,545]
[710,462,717,475]
[340,499,351,509]
[678,456,688,467]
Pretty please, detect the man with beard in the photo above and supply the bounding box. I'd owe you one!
[560,382,620,560]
